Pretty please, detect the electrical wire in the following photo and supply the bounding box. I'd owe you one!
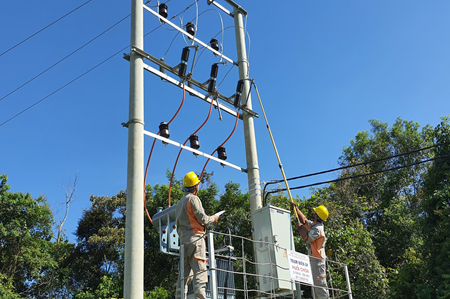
[263,141,450,189]
[199,111,240,181]
[0,14,131,103]
[161,31,181,59]
[188,8,224,62]
[216,65,235,88]
[0,45,128,127]
[167,97,215,207]
[180,0,199,46]
[143,83,186,225]
[264,153,450,201]
[0,0,92,58]
[0,5,192,127]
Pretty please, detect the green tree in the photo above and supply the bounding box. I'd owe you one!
[65,191,126,297]
[337,118,431,296]
[417,117,450,299]
[74,275,121,299]
[0,174,57,297]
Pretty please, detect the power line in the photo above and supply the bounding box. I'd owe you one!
[0,5,197,127]
[264,142,449,188]
[0,0,92,58]
[0,46,128,128]
[0,14,131,103]
[264,153,450,200]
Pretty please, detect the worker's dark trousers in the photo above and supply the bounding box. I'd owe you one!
[176,235,207,299]
[311,258,329,299]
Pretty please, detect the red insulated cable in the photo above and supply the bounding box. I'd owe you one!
[199,111,240,181]
[167,98,215,206]
[143,83,186,225]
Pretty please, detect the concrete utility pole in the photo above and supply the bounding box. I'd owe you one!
[233,8,262,215]
[124,0,144,298]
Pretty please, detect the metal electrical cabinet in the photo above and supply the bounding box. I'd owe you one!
[252,205,295,293]
[152,205,180,254]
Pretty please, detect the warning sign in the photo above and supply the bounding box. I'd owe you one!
[286,250,314,285]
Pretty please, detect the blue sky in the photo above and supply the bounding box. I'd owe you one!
[1,0,450,243]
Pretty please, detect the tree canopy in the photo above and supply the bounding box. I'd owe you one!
[1,116,450,298]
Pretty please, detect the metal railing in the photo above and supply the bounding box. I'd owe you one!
[177,231,352,299]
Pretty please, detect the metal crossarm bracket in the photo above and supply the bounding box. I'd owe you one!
[143,130,247,173]
[143,4,237,65]
[124,47,258,118]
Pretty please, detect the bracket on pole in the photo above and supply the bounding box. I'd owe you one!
[143,130,247,173]
[123,47,259,118]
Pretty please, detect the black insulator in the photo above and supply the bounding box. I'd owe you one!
[207,64,219,93]
[186,22,195,37]
[217,146,227,160]
[178,47,190,78]
[210,64,219,78]
[178,64,187,78]
[234,80,244,107]
[159,122,170,138]
[159,3,168,19]
[210,38,219,52]
[181,46,190,62]
[189,134,200,149]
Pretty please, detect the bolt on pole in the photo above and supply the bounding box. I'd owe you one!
[124,0,144,298]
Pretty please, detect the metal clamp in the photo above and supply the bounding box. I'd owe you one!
[121,118,145,128]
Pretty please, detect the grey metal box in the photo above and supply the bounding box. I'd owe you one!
[252,205,295,293]
[152,205,180,254]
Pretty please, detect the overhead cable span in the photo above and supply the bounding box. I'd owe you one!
[143,129,246,173]
[262,141,450,197]
[264,153,450,200]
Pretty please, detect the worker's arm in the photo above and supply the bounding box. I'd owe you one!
[290,202,308,225]
[190,196,218,225]
[296,222,309,242]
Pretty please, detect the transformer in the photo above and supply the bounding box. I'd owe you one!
[251,205,296,293]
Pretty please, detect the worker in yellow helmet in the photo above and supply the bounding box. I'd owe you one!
[175,172,220,299]
[291,203,330,299]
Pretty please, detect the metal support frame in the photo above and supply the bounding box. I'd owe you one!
[143,129,247,172]
[124,46,258,118]
[208,232,218,299]
[207,0,248,17]
[143,4,235,65]
[344,265,353,299]
[180,245,185,299]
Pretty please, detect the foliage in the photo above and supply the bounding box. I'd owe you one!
[66,191,126,297]
[0,174,57,298]
[144,286,169,299]
[417,117,450,299]
[2,117,450,298]
[74,275,121,299]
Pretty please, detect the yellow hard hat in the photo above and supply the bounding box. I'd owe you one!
[313,205,329,222]
[183,171,200,188]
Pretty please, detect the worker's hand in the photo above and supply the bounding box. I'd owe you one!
[290,201,297,211]
[212,215,219,223]
[295,222,302,230]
